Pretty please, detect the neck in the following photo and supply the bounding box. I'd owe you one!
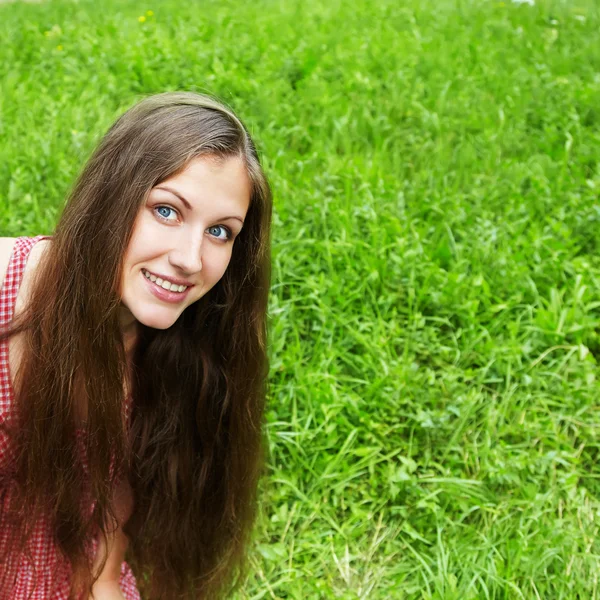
[119,306,139,360]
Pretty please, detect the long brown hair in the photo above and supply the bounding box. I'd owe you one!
[0,92,272,599]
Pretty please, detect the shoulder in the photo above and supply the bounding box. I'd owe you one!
[0,237,52,298]
[0,237,18,291]
[16,238,52,307]
[27,238,52,274]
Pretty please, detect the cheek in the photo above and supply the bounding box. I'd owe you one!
[215,248,235,278]
[123,228,164,271]
[203,247,235,285]
[121,233,143,273]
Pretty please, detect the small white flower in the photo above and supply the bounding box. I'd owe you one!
[574,15,586,22]
[511,0,535,5]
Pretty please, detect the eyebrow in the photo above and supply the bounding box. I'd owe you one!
[155,185,245,225]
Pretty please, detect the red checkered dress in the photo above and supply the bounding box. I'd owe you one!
[0,236,141,599]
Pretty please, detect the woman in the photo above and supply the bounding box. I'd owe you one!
[0,92,272,599]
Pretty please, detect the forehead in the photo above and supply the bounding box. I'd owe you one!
[166,154,248,185]
[157,155,251,214]
[153,156,252,220]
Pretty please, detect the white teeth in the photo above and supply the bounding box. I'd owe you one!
[143,269,188,293]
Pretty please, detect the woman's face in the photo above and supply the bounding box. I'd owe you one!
[120,155,251,330]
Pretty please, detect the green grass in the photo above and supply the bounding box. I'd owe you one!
[1,0,600,597]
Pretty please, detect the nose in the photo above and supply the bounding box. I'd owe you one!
[168,232,203,275]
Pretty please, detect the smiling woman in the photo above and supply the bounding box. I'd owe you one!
[0,93,272,600]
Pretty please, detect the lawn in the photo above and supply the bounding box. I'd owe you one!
[1,0,599,597]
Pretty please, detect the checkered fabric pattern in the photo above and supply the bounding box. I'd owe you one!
[0,236,141,599]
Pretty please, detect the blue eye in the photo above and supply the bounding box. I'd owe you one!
[155,206,178,221]
[207,225,231,240]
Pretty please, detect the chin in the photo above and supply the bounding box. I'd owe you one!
[144,320,178,330]
[134,308,182,330]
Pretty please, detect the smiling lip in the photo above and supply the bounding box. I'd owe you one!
[142,271,193,304]
[143,269,194,287]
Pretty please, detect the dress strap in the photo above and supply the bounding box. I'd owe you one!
[0,235,51,435]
